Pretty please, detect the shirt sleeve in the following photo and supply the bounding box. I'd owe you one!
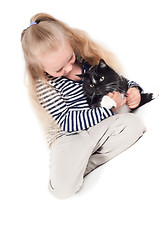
[36,80,114,133]
[127,80,143,93]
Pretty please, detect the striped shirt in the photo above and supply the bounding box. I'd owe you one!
[36,60,141,134]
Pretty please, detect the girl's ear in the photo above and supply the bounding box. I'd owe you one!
[98,59,107,69]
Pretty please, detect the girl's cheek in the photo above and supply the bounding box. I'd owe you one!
[52,53,75,77]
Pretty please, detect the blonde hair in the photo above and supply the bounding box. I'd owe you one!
[21,13,123,143]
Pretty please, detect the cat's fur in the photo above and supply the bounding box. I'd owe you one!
[79,59,157,113]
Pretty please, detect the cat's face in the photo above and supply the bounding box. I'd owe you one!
[79,59,120,97]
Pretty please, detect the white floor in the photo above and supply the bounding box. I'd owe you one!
[1,1,159,239]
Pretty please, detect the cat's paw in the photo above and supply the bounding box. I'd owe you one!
[101,96,117,109]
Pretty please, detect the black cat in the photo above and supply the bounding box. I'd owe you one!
[79,59,157,113]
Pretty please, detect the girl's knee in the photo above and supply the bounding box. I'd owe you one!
[125,113,146,134]
[48,178,82,199]
[117,113,146,143]
[111,113,145,143]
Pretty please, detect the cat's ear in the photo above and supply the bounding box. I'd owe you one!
[98,59,107,69]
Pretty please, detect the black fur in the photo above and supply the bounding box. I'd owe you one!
[78,59,154,110]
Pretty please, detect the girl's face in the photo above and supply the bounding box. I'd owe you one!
[39,41,76,78]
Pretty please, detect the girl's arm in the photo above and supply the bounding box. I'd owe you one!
[36,80,114,133]
[127,80,143,109]
[127,80,143,93]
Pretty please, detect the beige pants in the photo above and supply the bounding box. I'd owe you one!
[49,113,145,199]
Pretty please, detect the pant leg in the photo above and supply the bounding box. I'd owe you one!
[84,113,145,175]
[49,113,145,199]
[48,131,95,199]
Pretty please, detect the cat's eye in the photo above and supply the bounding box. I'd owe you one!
[100,76,104,82]
[90,84,94,87]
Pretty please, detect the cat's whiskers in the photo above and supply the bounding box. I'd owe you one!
[104,80,126,93]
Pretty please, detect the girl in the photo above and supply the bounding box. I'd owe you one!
[21,13,145,199]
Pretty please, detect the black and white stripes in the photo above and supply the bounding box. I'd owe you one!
[36,60,141,134]
[36,77,114,133]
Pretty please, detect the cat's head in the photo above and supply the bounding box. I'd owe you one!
[78,59,120,97]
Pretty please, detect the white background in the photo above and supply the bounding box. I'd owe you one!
[1,0,159,239]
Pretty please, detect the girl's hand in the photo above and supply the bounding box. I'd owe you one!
[126,87,141,109]
[108,92,126,111]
